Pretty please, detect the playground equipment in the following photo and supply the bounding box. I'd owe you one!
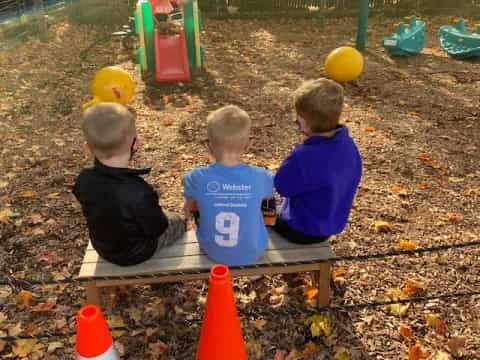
[134,0,204,82]
[197,264,247,360]
[325,46,364,83]
[382,16,426,56]
[439,18,480,59]
[76,305,120,359]
[82,66,135,110]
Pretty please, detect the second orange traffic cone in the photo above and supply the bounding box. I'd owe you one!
[196,264,247,360]
[76,304,120,359]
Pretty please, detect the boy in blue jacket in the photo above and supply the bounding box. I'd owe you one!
[274,78,362,244]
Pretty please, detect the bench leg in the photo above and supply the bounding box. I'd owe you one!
[85,282,102,307]
[316,262,331,307]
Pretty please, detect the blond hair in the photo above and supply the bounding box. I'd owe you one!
[207,105,251,148]
[82,103,135,158]
[294,78,344,133]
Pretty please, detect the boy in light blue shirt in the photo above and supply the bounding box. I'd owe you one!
[183,105,274,266]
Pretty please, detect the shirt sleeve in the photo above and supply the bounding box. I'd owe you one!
[134,189,168,239]
[263,171,274,198]
[274,151,305,197]
[183,170,197,199]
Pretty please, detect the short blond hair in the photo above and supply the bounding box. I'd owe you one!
[82,103,135,158]
[294,78,344,133]
[207,105,251,147]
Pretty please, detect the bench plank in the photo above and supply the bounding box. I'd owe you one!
[79,228,334,279]
[82,230,331,264]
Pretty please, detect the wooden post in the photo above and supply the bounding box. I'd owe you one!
[316,262,331,307]
[356,0,369,50]
[85,282,101,306]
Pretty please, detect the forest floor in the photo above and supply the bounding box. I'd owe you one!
[0,14,479,360]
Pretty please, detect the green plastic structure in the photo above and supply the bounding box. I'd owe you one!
[439,18,480,59]
[382,16,425,56]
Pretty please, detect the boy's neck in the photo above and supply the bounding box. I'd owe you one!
[97,154,130,168]
[308,129,337,138]
[215,153,243,166]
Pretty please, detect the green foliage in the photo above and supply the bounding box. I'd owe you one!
[66,0,133,28]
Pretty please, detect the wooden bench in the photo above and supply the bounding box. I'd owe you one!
[78,228,335,307]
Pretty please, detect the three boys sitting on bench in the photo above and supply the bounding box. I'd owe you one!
[73,78,362,267]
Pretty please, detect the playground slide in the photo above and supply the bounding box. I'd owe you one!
[154,30,191,82]
[150,0,174,14]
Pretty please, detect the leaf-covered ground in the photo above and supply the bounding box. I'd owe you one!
[0,15,479,359]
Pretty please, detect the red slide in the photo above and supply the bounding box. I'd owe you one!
[150,0,173,14]
[154,30,191,82]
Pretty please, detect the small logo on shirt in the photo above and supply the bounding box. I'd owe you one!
[207,181,221,193]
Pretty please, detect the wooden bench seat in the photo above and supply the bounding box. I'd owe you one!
[78,228,335,307]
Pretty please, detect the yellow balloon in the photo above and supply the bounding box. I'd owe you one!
[324,46,364,83]
[83,66,135,109]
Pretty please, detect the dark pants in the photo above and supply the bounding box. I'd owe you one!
[273,216,329,245]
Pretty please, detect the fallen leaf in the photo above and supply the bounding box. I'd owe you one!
[0,312,7,325]
[332,266,347,285]
[404,279,425,297]
[246,340,262,359]
[372,220,393,233]
[446,337,466,357]
[399,324,414,340]
[8,323,23,337]
[0,180,8,189]
[399,240,417,251]
[448,177,464,183]
[334,347,351,360]
[387,303,409,316]
[417,153,432,161]
[391,185,408,196]
[18,290,33,309]
[464,188,479,196]
[274,351,285,360]
[448,213,463,222]
[12,339,44,357]
[31,299,56,312]
[30,214,44,225]
[46,192,61,199]
[306,314,332,337]
[32,228,46,236]
[107,316,126,338]
[425,314,447,334]
[36,251,59,265]
[19,190,36,198]
[251,318,267,331]
[0,208,14,224]
[363,126,375,134]
[47,341,64,353]
[419,181,429,188]
[285,349,302,360]
[408,344,428,360]
[304,286,318,301]
[0,339,6,352]
[160,118,174,126]
[149,340,168,354]
[432,351,451,360]
[162,95,170,104]
[386,287,408,300]
[434,220,446,226]
[114,340,125,356]
[302,341,317,356]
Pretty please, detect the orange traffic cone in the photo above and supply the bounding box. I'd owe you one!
[76,305,120,359]
[196,264,247,360]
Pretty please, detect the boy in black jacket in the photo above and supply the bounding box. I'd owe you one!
[73,103,184,266]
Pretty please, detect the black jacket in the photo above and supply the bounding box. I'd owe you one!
[73,160,168,266]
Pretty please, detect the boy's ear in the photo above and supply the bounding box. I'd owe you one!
[83,142,92,157]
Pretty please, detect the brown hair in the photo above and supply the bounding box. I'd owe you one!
[293,78,344,133]
[207,105,251,148]
[82,103,136,158]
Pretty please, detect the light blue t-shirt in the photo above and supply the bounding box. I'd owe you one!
[183,163,274,266]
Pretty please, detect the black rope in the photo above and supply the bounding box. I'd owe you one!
[1,289,479,342]
[1,240,479,287]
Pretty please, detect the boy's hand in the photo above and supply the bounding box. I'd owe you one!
[184,199,200,226]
